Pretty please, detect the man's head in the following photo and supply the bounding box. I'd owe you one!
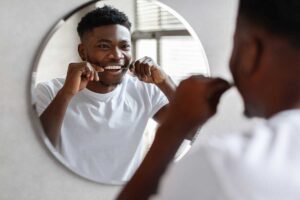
[77,6,132,87]
[230,0,300,118]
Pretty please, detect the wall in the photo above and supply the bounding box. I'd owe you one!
[0,0,260,199]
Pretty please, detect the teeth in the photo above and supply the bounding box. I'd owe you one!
[104,66,121,70]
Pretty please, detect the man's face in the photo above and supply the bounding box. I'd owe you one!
[79,24,132,86]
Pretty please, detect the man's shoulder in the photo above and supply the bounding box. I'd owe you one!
[194,109,300,165]
[35,78,65,95]
[36,78,65,89]
[124,74,144,85]
[124,73,159,91]
[153,110,300,200]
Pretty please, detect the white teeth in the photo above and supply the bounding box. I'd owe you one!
[104,66,121,70]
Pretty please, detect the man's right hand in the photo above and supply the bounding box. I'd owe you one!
[61,62,104,97]
[164,75,231,137]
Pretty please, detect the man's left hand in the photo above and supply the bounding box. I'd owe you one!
[130,56,167,84]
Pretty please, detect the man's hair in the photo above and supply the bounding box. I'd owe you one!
[239,0,300,46]
[77,5,131,39]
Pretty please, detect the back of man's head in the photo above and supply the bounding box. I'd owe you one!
[234,0,300,117]
[239,0,300,47]
[77,5,132,39]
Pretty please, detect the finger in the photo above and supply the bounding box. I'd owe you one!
[189,74,210,82]
[87,71,93,81]
[134,60,142,79]
[86,62,93,71]
[81,70,91,82]
[134,57,149,79]
[140,59,148,78]
[142,58,152,77]
[90,63,104,73]
[94,68,99,81]
[209,78,231,89]
[207,80,231,109]
[142,57,152,76]
[84,65,94,81]
[90,69,95,81]
[146,60,152,77]
[81,64,90,76]
[89,64,101,82]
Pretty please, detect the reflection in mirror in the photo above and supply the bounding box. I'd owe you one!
[31,0,209,184]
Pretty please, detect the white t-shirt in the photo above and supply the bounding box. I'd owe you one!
[151,109,300,200]
[35,74,168,183]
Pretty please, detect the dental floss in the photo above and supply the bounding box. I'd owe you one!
[86,62,93,71]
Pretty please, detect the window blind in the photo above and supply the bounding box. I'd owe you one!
[136,0,185,31]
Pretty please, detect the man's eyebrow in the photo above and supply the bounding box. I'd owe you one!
[96,39,130,43]
[97,39,112,43]
[120,40,130,43]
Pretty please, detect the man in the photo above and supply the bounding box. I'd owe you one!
[35,6,175,182]
[118,0,300,199]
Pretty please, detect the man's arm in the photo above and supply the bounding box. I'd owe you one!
[117,76,231,200]
[152,75,176,124]
[40,89,73,146]
[117,120,188,200]
[39,62,102,146]
[130,56,176,124]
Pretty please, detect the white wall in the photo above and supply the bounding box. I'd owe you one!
[0,0,261,199]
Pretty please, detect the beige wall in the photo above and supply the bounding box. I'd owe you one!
[0,0,261,199]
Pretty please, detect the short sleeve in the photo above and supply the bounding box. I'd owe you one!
[34,82,55,116]
[147,84,169,118]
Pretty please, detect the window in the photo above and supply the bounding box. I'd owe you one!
[133,0,209,157]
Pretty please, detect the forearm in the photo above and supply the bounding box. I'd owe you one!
[155,76,176,102]
[154,76,199,140]
[40,89,73,146]
[117,122,187,200]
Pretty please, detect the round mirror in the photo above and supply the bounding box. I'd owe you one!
[31,0,209,185]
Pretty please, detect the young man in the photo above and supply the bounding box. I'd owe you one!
[118,0,300,199]
[35,6,175,182]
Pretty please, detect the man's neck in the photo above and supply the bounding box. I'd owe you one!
[265,99,300,119]
[86,81,118,94]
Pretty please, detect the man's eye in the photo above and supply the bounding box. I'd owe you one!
[122,44,131,50]
[97,44,110,49]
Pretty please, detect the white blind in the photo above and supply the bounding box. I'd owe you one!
[160,36,209,84]
[136,0,185,31]
[134,0,210,84]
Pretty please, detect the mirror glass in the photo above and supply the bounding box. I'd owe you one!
[31,0,209,185]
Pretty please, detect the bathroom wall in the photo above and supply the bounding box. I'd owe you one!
[0,0,259,199]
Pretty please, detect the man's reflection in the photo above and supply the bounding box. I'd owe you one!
[35,6,176,182]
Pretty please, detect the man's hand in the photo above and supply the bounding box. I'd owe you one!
[130,56,167,84]
[61,62,104,97]
[164,75,231,137]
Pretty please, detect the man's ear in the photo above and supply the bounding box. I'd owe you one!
[78,43,86,61]
[240,36,262,76]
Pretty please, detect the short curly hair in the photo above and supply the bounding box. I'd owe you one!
[77,5,132,39]
[239,0,300,46]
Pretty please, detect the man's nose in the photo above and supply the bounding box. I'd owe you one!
[108,48,124,60]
